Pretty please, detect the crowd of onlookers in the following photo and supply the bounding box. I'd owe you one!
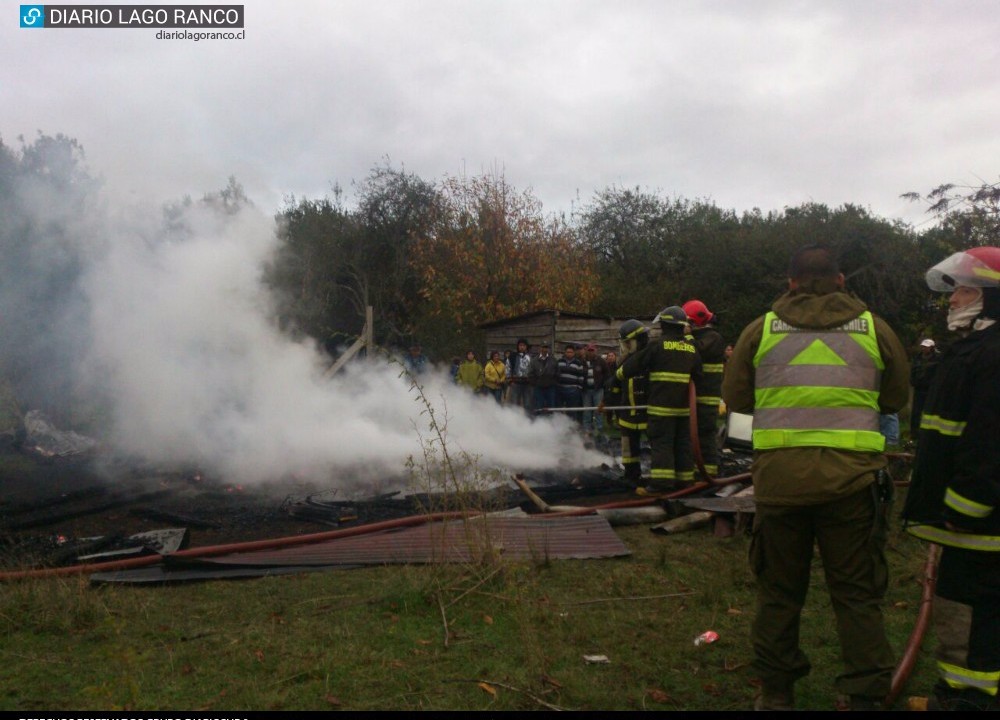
[402,339,617,432]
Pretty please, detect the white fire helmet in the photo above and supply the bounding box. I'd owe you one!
[925,247,1000,292]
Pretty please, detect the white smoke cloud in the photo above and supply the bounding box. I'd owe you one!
[80,201,608,486]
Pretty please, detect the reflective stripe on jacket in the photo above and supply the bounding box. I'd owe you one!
[617,332,699,418]
[903,323,1000,550]
[751,310,885,452]
[690,326,727,406]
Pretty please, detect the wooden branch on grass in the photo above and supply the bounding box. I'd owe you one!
[448,678,569,711]
[437,593,450,648]
[567,591,697,606]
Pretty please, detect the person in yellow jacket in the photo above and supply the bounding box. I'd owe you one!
[722,244,909,711]
[483,350,507,404]
[455,350,484,393]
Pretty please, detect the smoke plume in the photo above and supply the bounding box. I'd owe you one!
[4,176,605,485]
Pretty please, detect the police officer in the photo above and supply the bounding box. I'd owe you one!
[722,244,909,710]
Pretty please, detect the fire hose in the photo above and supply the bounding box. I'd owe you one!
[0,510,474,581]
[885,543,940,708]
[687,381,712,480]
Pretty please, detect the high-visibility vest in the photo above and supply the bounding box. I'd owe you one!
[751,310,885,452]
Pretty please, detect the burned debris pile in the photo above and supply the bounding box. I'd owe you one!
[1,404,759,577]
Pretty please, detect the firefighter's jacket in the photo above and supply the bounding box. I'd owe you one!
[618,326,701,419]
[903,322,1000,550]
[606,364,647,431]
[721,279,909,505]
[689,326,726,407]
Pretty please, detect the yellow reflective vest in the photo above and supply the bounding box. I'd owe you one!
[751,311,885,452]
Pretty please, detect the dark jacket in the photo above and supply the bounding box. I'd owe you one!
[909,349,941,393]
[527,353,557,388]
[606,367,648,430]
[721,279,910,505]
[903,323,1000,550]
[689,325,727,406]
[618,324,701,418]
[585,355,610,391]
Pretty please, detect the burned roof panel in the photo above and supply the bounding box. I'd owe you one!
[165,514,630,567]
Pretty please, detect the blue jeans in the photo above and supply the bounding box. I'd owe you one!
[879,414,900,447]
[556,386,583,424]
[534,385,556,413]
[583,387,604,431]
[508,381,533,412]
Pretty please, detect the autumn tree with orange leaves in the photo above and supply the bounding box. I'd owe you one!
[411,171,600,338]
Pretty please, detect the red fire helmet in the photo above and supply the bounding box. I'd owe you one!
[682,299,714,327]
[926,247,1000,291]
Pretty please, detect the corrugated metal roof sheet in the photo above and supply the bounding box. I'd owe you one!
[169,515,630,567]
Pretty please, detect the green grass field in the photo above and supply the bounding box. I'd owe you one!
[0,509,938,712]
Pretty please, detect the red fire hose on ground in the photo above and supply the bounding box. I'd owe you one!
[886,543,940,708]
[0,510,473,581]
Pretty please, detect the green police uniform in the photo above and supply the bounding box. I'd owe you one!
[722,277,909,705]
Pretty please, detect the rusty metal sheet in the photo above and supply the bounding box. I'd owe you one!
[677,496,757,514]
[174,515,631,567]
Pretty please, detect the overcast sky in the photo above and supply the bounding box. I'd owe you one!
[5,0,999,227]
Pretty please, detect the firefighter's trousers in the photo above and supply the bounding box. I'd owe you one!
[619,427,644,482]
[646,416,693,483]
[932,546,1000,708]
[694,402,720,477]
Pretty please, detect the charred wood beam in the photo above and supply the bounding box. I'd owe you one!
[128,507,220,529]
[0,485,108,516]
[2,489,171,531]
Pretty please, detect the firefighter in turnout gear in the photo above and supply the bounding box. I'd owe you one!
[683,299,727,477]
[606,319,650,486]
[722,245,909,711]
[903,246,1000,711]
[617,306,701,492]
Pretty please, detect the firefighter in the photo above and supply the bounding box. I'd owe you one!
[605,319,650,486]
[682,299,727,477]
[617,306,701,492]
[903,247,1000,711]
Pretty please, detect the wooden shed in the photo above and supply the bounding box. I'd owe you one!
[478,309,649,358]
